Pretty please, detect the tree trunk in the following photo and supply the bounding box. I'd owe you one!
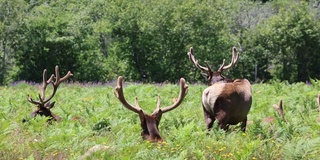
[99,34,108,58]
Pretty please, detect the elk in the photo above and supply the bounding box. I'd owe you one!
[263,99,286,123]
[25,65,73,122]
[187,47,252,131]
[114,76,188,142]
[273,99,285,121]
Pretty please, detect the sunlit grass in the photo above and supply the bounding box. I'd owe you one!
[0,80,320,159]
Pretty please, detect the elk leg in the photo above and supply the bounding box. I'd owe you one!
[218,121,229,131]
[240,116,247,132]
[214,100,229,131]
[203,106,214,130]
[216,112,229,131]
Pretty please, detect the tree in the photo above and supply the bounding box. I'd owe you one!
[105,0,235,83]
[12,0,107,82]
[0,0,27,84]
[242,1,320,83]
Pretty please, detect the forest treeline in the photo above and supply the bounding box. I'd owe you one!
[1,0,320,84]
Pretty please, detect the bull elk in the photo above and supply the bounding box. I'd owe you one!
[25,65,73,122]
[187,47,252,131]
[114,76,188,142]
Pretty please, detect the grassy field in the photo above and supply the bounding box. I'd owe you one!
[0,79,320,159]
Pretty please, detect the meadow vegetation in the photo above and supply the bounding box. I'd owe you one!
[1,79,320,159]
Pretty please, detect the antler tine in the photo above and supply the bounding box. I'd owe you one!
[221,47,239,71]
[41,69,55,100]
[217,59,226,72]
[156,96,161,111]
[114,76,143,114]
[27,94,41,105]
[151,96,162,115]
[27,68,54,105]
[187,47,210,72]
[156,78,188,114]
[53,65,73,86]
[43,65,73,104]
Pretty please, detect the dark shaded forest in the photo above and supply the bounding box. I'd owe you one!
[1,0,320,84]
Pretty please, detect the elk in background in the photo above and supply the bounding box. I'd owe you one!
[188,47,252,131]
[273,99,285,121]
[260,99,286,139]
[114,76,188,142]
[24,65,73,122]
[263,99,286,123]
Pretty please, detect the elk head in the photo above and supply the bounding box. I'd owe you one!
[25,65,73,122]
[114,76,188,142]
[187,47,238,86]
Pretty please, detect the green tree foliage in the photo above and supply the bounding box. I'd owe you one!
[104,0,235,83]
[1,0,320,84]
[243,1,320,83]
[0,0,27,84]
[12,0,106,82]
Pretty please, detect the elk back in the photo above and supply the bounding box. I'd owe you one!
[202,79,252,125]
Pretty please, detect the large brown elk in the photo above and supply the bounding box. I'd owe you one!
[114,76,188,142]
[24,65,73,123]
[187,47,252,131]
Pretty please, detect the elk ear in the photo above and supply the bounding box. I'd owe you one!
[201,72,208,79]
[46,101,56,109]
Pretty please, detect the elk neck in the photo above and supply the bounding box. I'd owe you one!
[140,114,163,142]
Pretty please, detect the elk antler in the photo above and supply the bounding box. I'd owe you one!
[27,65,73,106]
[187,47,212,73]
[114,76,188,142]
[151,78,188,115]
[187,47,239,75]
[114,76,188,115]
[218,47,239,72]
[273,99,285,120]
[114,76,143,113]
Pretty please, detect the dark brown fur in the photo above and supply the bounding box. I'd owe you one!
[202,79,252,131]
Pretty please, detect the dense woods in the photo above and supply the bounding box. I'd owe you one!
[1,0,320,85]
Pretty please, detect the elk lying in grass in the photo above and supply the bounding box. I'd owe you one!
[259,99,286,139]
[263,99,286,123]
[273,99,285,121]
[188,47,252,131]
[114,76,188,142]
[24,65,73,122]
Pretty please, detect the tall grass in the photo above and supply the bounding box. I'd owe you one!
[0,80,320,159]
